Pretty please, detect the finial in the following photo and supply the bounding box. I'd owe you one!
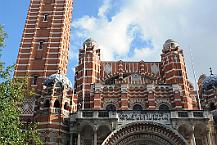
[210,67,213,75]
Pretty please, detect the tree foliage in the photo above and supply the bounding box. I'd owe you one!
[0,25,41,145]
[0,25,6,47]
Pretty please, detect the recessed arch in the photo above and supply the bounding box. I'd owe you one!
[194,123,208,145]
[106,104,116,111]
[44,99,50,108]
[64,102,69,110]
[102,122,188,145]
[133,104,143,111]
[54,99,60,108]
[209,102,216,111]
[159,103,170,110]
[80,125,94,145]
[178,124,193,140]
[97,125,111,145]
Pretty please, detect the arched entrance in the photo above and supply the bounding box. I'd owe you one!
[102,122,188,145]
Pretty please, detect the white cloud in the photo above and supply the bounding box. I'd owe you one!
[98,0,111,17]
[71,0,217,83]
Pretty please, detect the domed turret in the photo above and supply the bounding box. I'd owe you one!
[202,74,217,92]
[83,38,97,49]
[163,39,181,53]
[44,74,72,90]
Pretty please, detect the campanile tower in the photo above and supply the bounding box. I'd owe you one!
[15,0,73,91]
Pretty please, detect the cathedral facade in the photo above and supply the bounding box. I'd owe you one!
[14,0,217,145]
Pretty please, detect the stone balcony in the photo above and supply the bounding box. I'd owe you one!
[70,110,211,127]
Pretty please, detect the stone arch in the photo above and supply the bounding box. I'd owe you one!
[80,125,94,145]
[97,125,112,145]
[102,122,188,145]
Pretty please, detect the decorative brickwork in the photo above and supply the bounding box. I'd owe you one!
[75,39,197,110]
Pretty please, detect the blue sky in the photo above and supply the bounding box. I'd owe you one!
[0,0,102,81]
[1,0,217,84]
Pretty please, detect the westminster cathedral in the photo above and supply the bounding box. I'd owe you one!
[14,0,217,145]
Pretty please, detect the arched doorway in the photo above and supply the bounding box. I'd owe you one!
[80,125,94,145]
[97,125,111,145]
[102,122,188,145]
[178,124,193,144]
[194,124,209,145]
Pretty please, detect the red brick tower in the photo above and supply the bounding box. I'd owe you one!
[161,39,194,109]
[14,0,73,91]
[75,38,101,109]
[13,1,74,141]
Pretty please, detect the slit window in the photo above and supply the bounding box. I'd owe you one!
[38,41,44,50]
[32,76,38,85]
[43,14,48,22]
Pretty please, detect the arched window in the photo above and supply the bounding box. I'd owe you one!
[64,102,69,110]
[209,102,216,111]
[55,82,63,88]
[106,104,116,111]
[159,104,170,110]
[133,104,143,111]
[44,100,50,108]
[54,100,60,108]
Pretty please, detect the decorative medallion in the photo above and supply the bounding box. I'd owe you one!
[151,64,159,75]
[24,103,29,110]
[104,64,112,74]
[132,74,141,82]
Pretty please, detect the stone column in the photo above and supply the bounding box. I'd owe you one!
[77,133,81,145]
[94,131,97,145]
[120,84,128,110]
[192,129,197,145]
[207,130,212,145]
[70,133,73,145]
[192,132,197,145]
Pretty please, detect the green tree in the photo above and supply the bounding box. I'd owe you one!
[0,25,6,47]
[0,25,41,145]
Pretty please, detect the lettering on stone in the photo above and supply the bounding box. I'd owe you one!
[118,111,171,125]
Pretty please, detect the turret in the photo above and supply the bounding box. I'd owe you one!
[161,39,194,109]
[35,73,76,144]
[199,73,217,111]
[75,38,101,109]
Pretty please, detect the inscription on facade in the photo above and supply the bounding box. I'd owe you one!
[118,111,171,125]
